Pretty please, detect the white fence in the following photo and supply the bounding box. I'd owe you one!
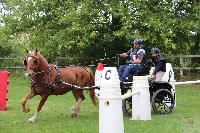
[172,55,200,76]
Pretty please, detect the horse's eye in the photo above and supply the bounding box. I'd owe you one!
[34,60,38,64]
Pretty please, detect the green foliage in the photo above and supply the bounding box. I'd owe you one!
[0,27,13,57]
[0,0,199,62]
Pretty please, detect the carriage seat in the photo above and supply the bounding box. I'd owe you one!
[136,59,152,76]
[151,80,170,84]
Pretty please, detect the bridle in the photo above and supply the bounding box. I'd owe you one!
[24,53,60,90]
[24,53,46,76]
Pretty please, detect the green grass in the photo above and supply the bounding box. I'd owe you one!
[0,78,200,133]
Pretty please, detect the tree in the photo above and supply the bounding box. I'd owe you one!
[1,0,199,62]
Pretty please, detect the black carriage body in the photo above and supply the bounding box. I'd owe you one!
[149,81,172,98]
[122,80,175,116]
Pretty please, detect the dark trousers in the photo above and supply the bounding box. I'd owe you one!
[118,64,139,82]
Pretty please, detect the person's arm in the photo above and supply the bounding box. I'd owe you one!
[119,53,128,58]
[152,60,165,75]
[119,49,131,58]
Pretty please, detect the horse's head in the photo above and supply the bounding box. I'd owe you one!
[24,49,41,78]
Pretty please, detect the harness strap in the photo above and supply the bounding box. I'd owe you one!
[47,64,52,84]
[31,80,56,90]
[31,65,96,91]
[168,70,172,82]
[31,64,61,90]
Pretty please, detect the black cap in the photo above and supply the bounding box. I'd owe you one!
[150,48,160,54]
[133,38,142,45]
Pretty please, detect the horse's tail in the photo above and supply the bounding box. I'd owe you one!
[85,67,98,107]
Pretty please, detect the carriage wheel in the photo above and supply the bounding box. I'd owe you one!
[152,89,175,114]
[122,97,132,116]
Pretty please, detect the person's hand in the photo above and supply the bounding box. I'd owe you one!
[150,75,156,80]
[122,53,128,57]
[116,53,128,58]
[116,54,120,57]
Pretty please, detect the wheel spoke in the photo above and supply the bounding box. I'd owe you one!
[123,98,132,116]
[127,105,131,110]
[152,89,175,114]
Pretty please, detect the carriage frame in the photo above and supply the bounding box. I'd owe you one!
[119,58,175,116]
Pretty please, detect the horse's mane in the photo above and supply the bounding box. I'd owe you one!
[30,50,49,69]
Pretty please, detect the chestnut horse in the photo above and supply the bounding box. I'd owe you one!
[22,49,97,122]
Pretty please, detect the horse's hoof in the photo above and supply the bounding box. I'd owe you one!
[27,119,34,123]
[70,113,78,118]
[23,108,30,113]
[27,117,37,123]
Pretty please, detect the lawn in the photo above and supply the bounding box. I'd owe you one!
[0,77,200,133]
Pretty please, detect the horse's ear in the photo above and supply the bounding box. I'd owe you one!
[25,49,29,54]
[35,48,38,53]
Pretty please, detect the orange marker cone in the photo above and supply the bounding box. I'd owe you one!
[95,63,104,86]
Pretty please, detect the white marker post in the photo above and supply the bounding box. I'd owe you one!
[94,63,104,97]
[99,67,124,133]
[131,76,151,120]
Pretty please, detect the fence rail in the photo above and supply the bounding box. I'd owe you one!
[0,67,25,69]
[172,55,200,76]
[0,55,199,77]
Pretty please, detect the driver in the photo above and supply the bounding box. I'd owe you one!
[118,38,146,82]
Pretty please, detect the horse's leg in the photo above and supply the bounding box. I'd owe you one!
[85,68,98,108]
[22,88,35,113]
[89,89,98,107]
[70,97,82,118]
[27,93,50,122]
[70,90,85,118]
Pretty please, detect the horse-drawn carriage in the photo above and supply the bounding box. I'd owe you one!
[120,58,175,116]
[22,49,175,123]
